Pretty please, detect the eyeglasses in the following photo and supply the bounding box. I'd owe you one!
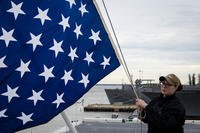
[160,82,174,87]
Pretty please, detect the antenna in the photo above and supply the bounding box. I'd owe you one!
[138,69,143,80]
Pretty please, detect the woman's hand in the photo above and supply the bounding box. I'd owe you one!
[135,98,148,110]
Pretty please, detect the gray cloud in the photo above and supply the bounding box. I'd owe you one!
[97,0,200,84]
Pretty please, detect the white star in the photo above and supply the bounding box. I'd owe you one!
[52,93,65,108]
[0,28,17,47]
[79,73,90,88]
[26,32,42,51]
[59,14,70,32]
[89,30,101,45]
[7,1,25,20]
[73,23,82,39]
[79,2,88,16]
[84,52,94,66]
[28,90,44,106]
[39,65,55,83]
[0,56,7,68]
[66,0,76,8]
[0,109,7,118]
[100,56,111,69]
[68,46,78,62]
[34,8,51,25]
[17,112,33,125]
[61,70,73,85]
[1,85,19,103]
[16,60,31,78]
[49,39,64,58]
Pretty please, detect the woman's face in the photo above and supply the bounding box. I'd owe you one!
[160,81,177,96]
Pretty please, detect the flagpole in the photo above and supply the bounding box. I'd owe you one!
[61,111,78,133]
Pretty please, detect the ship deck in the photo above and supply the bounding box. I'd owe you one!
[65,121,200,133]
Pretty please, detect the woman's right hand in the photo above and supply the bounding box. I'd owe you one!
[135,98,148,109]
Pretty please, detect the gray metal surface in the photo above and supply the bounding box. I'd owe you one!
[68,122,200,133]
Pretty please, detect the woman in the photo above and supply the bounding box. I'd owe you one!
[136,74,185,133]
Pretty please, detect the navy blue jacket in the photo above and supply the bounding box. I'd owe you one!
[140,94,185,133]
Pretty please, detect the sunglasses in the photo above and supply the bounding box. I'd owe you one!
[160,82,174,87]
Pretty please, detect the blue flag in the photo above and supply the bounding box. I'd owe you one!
[0,0,120,132]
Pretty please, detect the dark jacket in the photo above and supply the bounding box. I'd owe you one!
[140,94,185,133]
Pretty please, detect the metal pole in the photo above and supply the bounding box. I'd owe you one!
[61,111,78,133]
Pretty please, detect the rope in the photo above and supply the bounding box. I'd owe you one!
[101,0,139,99]
[100,1,146,133]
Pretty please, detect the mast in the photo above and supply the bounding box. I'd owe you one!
[188,74,192,85]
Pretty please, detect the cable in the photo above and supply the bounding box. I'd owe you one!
[99,1,147,132]
[101,0,139,99]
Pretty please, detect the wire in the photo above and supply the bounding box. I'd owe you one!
[100,1,146,132]
[101,0,139,99]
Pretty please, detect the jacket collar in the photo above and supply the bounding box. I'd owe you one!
[160,93,176,100]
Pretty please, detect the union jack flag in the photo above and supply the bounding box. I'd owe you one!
[0,0,120,132]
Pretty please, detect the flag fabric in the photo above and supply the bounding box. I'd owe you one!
[0,0,120,132]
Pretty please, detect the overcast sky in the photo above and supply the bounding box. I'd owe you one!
[96,0,200,84]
